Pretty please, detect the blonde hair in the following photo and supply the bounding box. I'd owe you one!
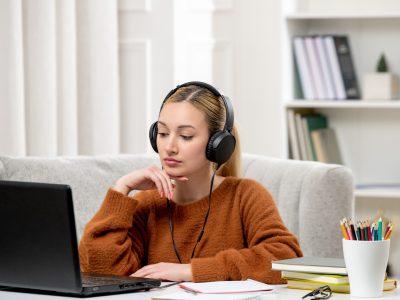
[163,85,241,177]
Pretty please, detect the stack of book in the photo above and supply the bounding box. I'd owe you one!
[272,257,397,293]
[287,109,343,163]
[293,34,360,100]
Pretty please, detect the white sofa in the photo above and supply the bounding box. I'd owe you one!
[0,153,354,258]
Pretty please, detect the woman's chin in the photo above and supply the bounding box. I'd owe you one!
[164,168,184,179]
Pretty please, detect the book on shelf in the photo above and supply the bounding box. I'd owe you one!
[292,34,360,100]
[311,128,343,165]
[324,35,346,100]
[331,35,361,99]
[293,36,316,100]
[287,110,301,160]
[286,278,397,294]
[287,110,329,162]
[271,257,347,275]
[300,116,314,161]
[304,36,326,99]
[281,270,349,284]
[302,113,328,161]
[314,36,336,100]
[295,112,311,160]
[287,108,313,160]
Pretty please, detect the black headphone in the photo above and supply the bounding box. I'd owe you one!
[149,81,236,167]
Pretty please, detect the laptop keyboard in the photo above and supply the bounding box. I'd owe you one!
[82,274,134,286]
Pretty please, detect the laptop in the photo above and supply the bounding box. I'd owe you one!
[0,180,161,297]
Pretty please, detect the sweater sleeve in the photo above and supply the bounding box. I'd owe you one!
[78,188,149,275]
[191,179,303,283]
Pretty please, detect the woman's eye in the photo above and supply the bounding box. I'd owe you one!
[181,135,193,141]
[158,132,168,137]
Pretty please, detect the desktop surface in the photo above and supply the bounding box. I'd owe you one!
[1,284,399,299]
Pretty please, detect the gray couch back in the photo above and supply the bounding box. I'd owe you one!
[0,153,354,258]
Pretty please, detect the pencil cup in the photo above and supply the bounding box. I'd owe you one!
[342,239,390,298]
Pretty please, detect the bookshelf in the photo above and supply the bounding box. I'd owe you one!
[355,188,400,199]
[281,1,400,190]
[285,101,400,109]
[281,0,400,277]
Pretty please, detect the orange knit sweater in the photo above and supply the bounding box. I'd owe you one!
[79,177,302,283]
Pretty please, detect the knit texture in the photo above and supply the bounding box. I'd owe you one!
[79,177,302,283]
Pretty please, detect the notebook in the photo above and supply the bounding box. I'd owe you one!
[152,280,273,300]
[0,180,161,297]
[151,291,264,300]
[271,257,347,275]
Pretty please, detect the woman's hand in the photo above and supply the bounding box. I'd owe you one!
[113,165,188,196]
[130,263,193,282]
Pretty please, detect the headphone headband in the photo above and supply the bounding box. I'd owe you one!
[161,81,234,133]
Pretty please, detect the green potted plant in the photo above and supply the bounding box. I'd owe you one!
[363,53,399,100]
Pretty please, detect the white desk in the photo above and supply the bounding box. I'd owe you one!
[1,284,399,300]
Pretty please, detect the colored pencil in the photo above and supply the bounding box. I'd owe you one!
[350,220,357,240]
[371,223,375,241]
[384,227,393,240]
[345,219,353,240]
[384,222,391,238]
[363,221,369,241]
[359,222,365,240]
[340,220,349,240]
[378,217,383,240]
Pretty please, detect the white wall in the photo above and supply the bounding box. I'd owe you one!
[170,0,283,157]
[118,0,174,153]
[0,0,283,158]
[232,1,282,157]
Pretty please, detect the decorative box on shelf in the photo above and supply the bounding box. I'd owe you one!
[363,73,399,100]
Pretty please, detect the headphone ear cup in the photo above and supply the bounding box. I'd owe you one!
[206,131,236,165]
[149,122,158,153]
[206,133,219,163]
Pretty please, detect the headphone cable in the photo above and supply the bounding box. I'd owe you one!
[167,169,217,263]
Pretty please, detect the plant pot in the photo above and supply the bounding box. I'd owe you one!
[362,72,399,100]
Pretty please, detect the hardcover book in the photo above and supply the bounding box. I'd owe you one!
[311,128,343,165]
[332,35,361,99]
[286,278,397,294]
[271,257,347,275]
[281,270,349,284]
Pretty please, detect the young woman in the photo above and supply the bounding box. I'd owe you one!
[79,82,302,283]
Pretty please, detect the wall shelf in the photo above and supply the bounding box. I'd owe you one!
[355,187,400,199]
[285,12,400,20]
[284,101,400,109]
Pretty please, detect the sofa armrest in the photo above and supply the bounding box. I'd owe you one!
[299,165,354,257]
[242,154,354,258]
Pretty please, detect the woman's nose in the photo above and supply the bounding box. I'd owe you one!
[165,135,178,154]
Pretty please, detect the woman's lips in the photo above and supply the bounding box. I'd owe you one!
[164,158,181,167]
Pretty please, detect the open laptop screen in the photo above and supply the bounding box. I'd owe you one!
[0,181,82,293]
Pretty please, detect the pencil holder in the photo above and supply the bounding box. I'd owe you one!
[342,239,390,298]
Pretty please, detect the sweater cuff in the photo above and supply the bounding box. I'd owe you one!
[191,257,227,282]
[97,188,139,223]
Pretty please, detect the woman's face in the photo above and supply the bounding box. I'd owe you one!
[157,101,211,178]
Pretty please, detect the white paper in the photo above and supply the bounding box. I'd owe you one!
[178,279,273,294]
[152,291,264,300]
